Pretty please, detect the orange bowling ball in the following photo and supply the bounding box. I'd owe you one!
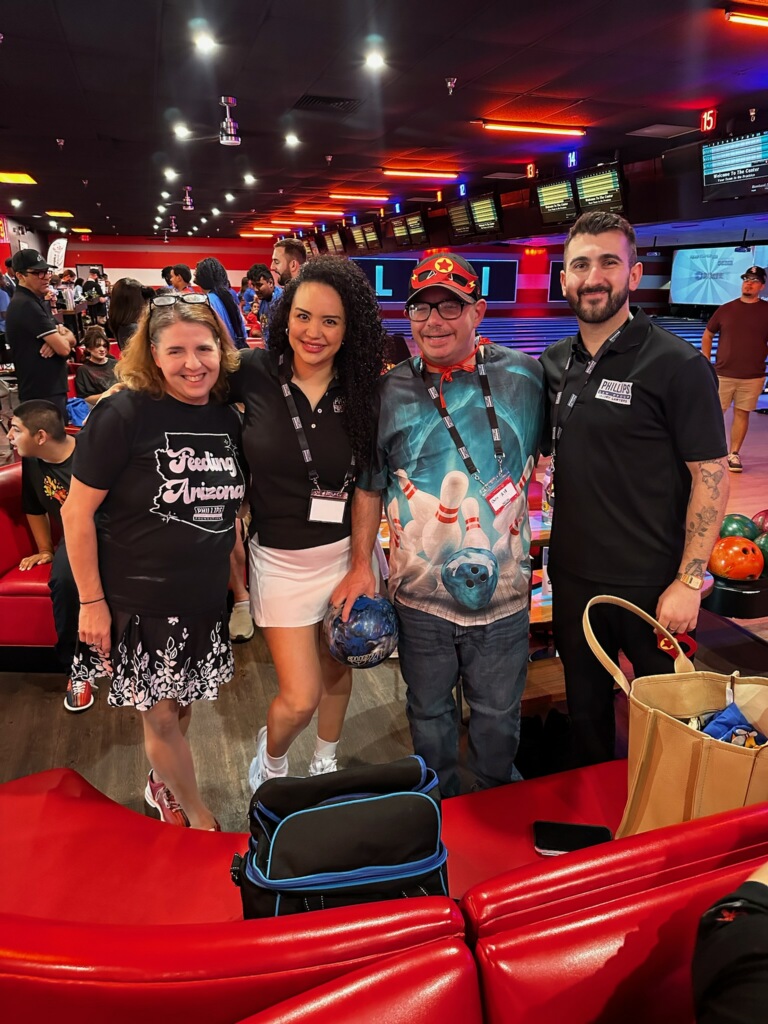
[709,537,765,580]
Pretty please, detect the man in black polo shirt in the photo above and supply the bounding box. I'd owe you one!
[540,212,729,767]
[6,249,76,415]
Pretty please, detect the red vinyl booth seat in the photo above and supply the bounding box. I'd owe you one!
[0,769,465,1024]
[475,851,768,1024]
[236,939,483,1024]
[0,461,58,647]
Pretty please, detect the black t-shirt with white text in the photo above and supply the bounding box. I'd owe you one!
[73,390,246,615]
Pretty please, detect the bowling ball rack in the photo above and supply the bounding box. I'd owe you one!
[703,575,768,619]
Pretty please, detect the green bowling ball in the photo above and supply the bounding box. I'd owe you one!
[720,513,761,541]
[755,533,768,577]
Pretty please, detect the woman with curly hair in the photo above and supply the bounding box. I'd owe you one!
[194,257,249,350]
[228,254,385,788]
[61,295,246,830]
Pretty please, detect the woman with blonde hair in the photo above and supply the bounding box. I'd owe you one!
[62,294,246,830]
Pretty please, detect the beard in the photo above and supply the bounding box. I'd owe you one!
[567,283,629,324]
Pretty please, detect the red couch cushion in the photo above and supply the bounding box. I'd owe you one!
[0,563,52,597]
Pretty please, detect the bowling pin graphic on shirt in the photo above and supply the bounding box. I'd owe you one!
[461,496,491,550]
[421,471,470,566]
[491,456,535,569]
[394,469,439,542]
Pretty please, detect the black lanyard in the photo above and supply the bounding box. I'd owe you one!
[550,317,631,455]
[419,346,504,482]
[278,355,355,491]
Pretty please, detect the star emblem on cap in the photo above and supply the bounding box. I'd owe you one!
[434,257,454,274]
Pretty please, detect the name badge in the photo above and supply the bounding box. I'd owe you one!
[480,472,518,515]
[595,379,633,405]
[308,489,348,524]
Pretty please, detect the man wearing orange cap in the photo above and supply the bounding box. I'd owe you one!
[333,252,543,796]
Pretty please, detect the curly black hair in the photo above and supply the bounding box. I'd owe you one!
[268,255,385,467]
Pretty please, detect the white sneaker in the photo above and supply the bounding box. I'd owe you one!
[248,727,289,793]
[229,602,254,642]
[309,755,338,776]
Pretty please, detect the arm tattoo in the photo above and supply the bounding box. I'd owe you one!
[698,463,724,500]
[683,558,707,579]
[687,505,718,541]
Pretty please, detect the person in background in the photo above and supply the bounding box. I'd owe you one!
[161,267,174,290]
[169,264,193,294]
[61,294,245,831]
[271,238,306,287]
[700,265,768,474]
[540,211,729,768]
[0,286,9,334]
[9,400,90,711]
[194,257,248,350]
[248,263,284,345]
[239,276,256,316]
[383,332,412,370]
[2,257,16,297]
[109,278,146,351]
[5,249,76,415]
[75,326,119,403]
[82,267,107,325]
[228,255,385,787]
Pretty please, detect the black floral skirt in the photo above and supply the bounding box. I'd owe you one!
[70,606,234,711]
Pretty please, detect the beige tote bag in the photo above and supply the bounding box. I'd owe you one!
[583,595,768,838]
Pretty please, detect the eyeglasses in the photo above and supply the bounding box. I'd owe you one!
[25,269,53,279]
[150,292,210,308]
[405,298,468,322]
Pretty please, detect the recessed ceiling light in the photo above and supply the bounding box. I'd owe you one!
[45,210,74,217]
[192,225,199,231]
[161,191,170,199]
[200,217,208,224]
[365,52,385,70]
[49,220,57,228]
[243,173,256,185]
[285,133,300,147]
[174,123,191,139]
[10,198,21,208]
[158,205,166,213]
[71,227,92,233]
[164,168,178,181]
[0,172,37,184]
[211,207,220,216]
[225,193,235,202]
[194,32,216,54]
[59,226,67,234]
[187,231,193,236]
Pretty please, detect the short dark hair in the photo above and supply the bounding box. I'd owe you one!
[5,258,13,270]
[171,263,191,284]
[274,238,307,266]
[564,212,638,266]
[248,263,272,283]
[89,266,101,275]
[161,266,173,282]
[83,325,109,350]
[14,400,66,442]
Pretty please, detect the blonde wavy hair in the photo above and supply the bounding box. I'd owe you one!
[117,299,240,401]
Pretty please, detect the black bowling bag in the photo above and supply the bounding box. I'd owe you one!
[231,755,448,917]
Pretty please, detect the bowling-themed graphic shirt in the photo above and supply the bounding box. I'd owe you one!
[73,390,246,616]
[359,344,544,626]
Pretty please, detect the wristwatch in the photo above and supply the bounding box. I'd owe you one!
[676,572,703,591]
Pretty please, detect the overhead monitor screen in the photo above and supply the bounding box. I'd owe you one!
[330,231,345,253]
[670,245,768,304]
[405,211,427,244]
[536,179,578,225]
[469,194,500,233]
[447,200,474,237]
[350,225,368,251]
[575,167,623,213]
[390,217,410,246]
[323,232,339,253]
[362,222,380,250]
[702,132,768,201]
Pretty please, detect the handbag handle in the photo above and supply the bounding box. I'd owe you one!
[582,595,696,695]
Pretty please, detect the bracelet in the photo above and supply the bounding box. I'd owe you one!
[80,597,106,605]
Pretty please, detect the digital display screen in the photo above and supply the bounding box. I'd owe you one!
[362,222,380,250]
[390,217,410,246]
[536,179,578,225]
[331,231,344,253]
[670,245,768,304]
[547,261,566,302]
[405,212,427,244]
[352,256,518,302]
[469,194,500,233]
[703,132,768,201]
[350,225,368,251]
[447,200,474,237]
[323,232,339,253]
[575,167,623,213]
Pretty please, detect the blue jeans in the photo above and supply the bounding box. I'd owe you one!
[395,602,529,797]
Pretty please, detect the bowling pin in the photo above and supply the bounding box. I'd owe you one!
[388,497,422,553]
[461,496,491,549]
[394,469,439,533]
[421,471,469,566]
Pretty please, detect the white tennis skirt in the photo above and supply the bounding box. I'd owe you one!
[248,536,353,627]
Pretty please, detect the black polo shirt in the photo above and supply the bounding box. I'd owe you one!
[540,310,727,586]
[228,348,354,549]
[5,285,67,402]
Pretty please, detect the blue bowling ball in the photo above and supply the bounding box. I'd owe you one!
[441,548,499,609]
[323,595,399,668]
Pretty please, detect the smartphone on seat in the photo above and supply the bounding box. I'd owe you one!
[533,820,612,857]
